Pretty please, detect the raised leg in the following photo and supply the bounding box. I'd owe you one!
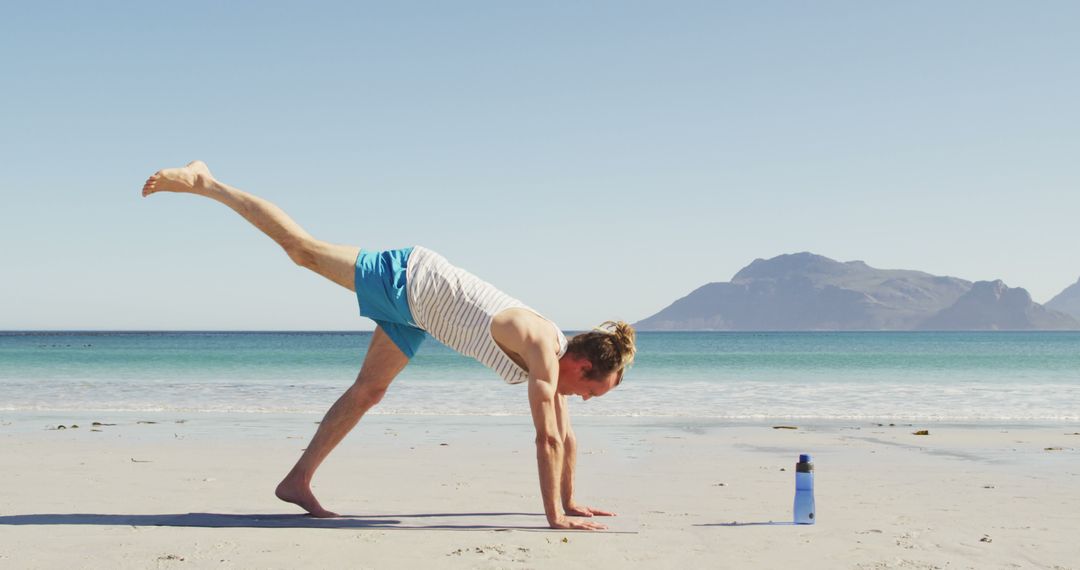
[142,161,358,291]
[275,326,410,517]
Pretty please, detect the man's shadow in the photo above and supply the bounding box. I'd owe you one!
[0,512,546,531]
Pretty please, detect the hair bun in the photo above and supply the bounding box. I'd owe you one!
[567,320,638,378]
[603,320,637,365]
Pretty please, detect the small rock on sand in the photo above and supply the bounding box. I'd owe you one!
[913,430,930,436]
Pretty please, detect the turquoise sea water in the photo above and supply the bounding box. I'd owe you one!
[1,331,1078,421]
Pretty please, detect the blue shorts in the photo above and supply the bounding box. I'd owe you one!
[354,247,427,358]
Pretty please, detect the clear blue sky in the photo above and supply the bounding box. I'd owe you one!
[2,1,1078,330]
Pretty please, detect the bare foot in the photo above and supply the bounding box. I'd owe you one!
[142,160,216,197]
[275,477,340,518]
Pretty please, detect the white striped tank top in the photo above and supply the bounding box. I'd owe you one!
[406,246,568,384]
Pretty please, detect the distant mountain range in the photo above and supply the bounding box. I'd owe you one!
[634,253,1080,331]
[1046,277,1080,321]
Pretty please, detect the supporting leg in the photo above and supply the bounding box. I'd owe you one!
[275,326,410,517]
[142,161,359,291]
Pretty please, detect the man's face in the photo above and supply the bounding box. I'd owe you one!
[558,357,620,401]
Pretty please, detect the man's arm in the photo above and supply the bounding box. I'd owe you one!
[527,375,565,525]
[527,360,605,530]
[493,310,606,530]
[556,394,576,509]
[555,394,616,518]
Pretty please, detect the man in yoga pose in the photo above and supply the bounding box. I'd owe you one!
[142,161,637,531]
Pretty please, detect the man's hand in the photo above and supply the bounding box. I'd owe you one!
[564,503,617,517]
[549,516,608,531]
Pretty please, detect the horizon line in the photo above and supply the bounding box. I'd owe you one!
[3,329,1079,334]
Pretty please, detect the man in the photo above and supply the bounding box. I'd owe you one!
[142,161,637,530]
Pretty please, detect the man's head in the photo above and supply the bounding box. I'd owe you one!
[557,321,637,400]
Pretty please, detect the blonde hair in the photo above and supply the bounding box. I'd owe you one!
[566,320,637,383]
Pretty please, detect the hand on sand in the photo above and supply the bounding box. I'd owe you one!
[564,503,616,517]
[549,516,608,531]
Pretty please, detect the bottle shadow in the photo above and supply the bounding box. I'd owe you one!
[695,521,801,527]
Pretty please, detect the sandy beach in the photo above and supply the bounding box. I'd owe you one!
[1,414,1076,569]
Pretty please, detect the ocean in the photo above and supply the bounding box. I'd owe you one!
[2,331,1078,422]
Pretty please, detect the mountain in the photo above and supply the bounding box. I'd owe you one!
[1046,277,1080,321]
[634,253,1080,331]
[919,280,1080,330]
[635,252,971,330]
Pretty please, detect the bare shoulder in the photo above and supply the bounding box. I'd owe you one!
[490,308,557,355]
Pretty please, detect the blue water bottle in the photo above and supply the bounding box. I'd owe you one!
[793,453,815,524]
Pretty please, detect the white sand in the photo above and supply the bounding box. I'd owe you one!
[1,415,1077,569]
